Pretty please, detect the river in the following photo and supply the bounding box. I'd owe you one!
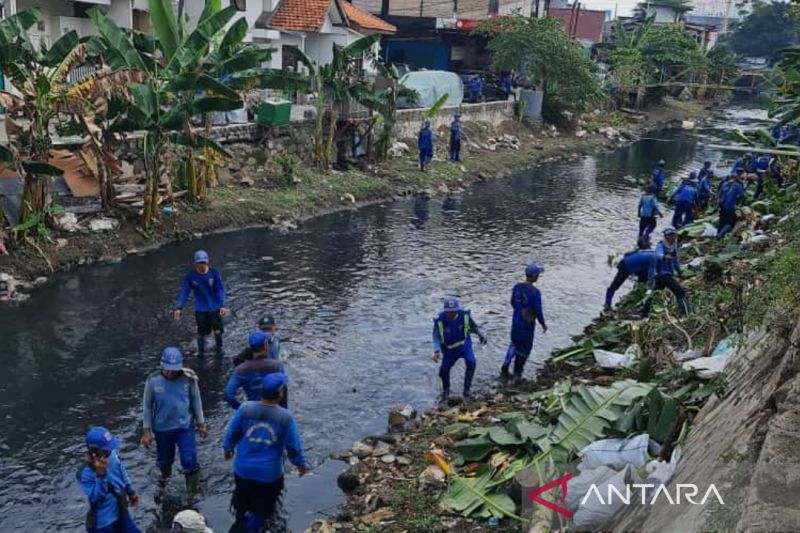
[0,102,769,532]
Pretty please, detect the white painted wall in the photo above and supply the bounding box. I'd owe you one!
[15,0,132,46]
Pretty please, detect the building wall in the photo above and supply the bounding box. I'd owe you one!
[15,0,133,46]
[646,6,679,24]
[352,0,529,19]
[385,39,449,70]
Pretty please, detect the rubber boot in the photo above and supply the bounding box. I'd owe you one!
[439,389,450,403]
[185,471,200,496]
[197,335,206,357]
[499,365,512,381]
[214,333,224,357]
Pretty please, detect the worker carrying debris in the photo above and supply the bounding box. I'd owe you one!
[432,297,487,401]
[641,228,689,317]
[501,264,547,381]
[651,159,666,197]
[637,185,662,238]
[717,171,746,240]
[669,174,699,229]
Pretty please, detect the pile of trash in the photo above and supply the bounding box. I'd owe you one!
[484,135,521,152]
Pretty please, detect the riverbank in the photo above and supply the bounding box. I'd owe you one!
[306,127,800,531]
[0,98,708,287]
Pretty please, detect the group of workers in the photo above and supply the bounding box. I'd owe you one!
[606,149,782,317]
[417,114,464,171]
[78,251,305,533]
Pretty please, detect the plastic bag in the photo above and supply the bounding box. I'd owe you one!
[564,465,618,513]
[683,356,728,379]
[593,346,638,370]
[712,335,736,357]
[572,465,633,529]
[578,434,652,471]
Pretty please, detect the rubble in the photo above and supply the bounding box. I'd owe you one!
[88,217,119,232]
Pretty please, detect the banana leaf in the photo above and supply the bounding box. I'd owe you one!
[148,0,180,60]
[423,93,449,119]
[41,31,79,67]
[88,8,148,73]
[167,6,236,73]
[729,129,755,147]
[440,465,523,520]
[508,419,548,442]
[488,427,524,446]
[219,17,249,58]
[454,435,494,462]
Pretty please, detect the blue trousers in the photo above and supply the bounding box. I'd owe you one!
[154,428,199,475]
[86,513,140,533]
[419,148,433,169]
[671,201,694,228]
[503,333,533,376]
[439,346,476,394]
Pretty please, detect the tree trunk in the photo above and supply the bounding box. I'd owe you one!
[142,133,163,231]
[324,108,338,168]
[314,100,326,169]
[17,173,48,232]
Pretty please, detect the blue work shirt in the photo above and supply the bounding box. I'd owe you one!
[450,122,461,142]
[732,158,745,173]
[176,269,226,312]
[78,451,135,529]
[432,310,483,354]
[418,128,433,151]
[755,156,770,177]
[698,176,712,198]
[510,282,545,341]
[223,401,307,483]
[471,77,482,93]
[651,167,665,190]
[670,181,699,205]
[142,370,205,432]
[638,193,661,218]
[650,240,681,280]
[698,167,712,181]
[225,358,284,409]
[621,250,656,275]
[719,180,745,210]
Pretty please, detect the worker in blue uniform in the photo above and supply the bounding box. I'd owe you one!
[449,114,462,162]
[641,228,689,317]
[141,348,207,493]
[233,312,281,365]
[669,175,699,229]
[226,331,285,409]
[697,169,713,210]
[717,171,746,239]
[77,427,140,533]
[638,185,662,238]
[223,373,308,533]
[698,161,712,181]
[173,250,227,357]
[753,153,770,199]
[500,264,547,381]
[604,237,655,312]
[418,120,433,172]
[432,297,487,400]
[651,160,666,197]
[470,74,483,102]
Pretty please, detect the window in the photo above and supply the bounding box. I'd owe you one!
[233,0,246,11]
[488,0,499,14]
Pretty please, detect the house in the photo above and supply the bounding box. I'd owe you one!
[9,0,149,47]
[253,0,396,74]
[549,7,607,49]
[351,0,530,71]
[639,1,691,24]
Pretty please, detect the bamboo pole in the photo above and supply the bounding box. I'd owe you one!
[707,144,800,157]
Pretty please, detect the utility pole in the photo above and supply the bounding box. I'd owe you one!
[721,0,733,32]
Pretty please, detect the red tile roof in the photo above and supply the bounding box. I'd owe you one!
[342,2,396,34]
[271,0,336,33]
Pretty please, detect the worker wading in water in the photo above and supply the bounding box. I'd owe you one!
[432,297,487,400]
[173,250,228,356]
[501,264,547,381]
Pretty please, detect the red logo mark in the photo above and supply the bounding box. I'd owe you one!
[527,472,574,519]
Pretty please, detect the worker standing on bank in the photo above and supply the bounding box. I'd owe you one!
[432,297,487,400]
[501,265,547,381]
[141,348,207,495]
[223,373,308,533]
[637,185,662,238]
[698,161,712,181]
[651,160,666,197]
[604,237,655,312]
[641,228,689,317]
[697,168,713,211]
[418,120,433,172]
[77,427,140,533]
[449,114,462,163]
[226,331,285,409]
[173,250,227,357]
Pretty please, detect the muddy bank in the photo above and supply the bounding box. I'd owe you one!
[0,98,708,284]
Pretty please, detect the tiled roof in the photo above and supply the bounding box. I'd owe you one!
[271,0,335,32]
[341,2,396,33]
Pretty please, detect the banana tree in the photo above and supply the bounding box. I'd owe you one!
[290,34,381,169]
[88,1,244,229]
[0,8,140,234]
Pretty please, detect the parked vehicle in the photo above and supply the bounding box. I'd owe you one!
[398,71,464,108]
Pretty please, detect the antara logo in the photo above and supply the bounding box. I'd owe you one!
[527,473,725,518]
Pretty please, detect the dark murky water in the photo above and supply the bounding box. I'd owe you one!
[0,103,768,532]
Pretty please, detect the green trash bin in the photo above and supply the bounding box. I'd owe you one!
[255,100,291,126]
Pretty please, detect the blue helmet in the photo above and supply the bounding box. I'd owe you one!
[85,426,119,452]
[262,372,288,396]
[193,250,209,263]
[442,297,462,313]
[689,171,698,180]
[525,264,544,277]
[161,347,183,371]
